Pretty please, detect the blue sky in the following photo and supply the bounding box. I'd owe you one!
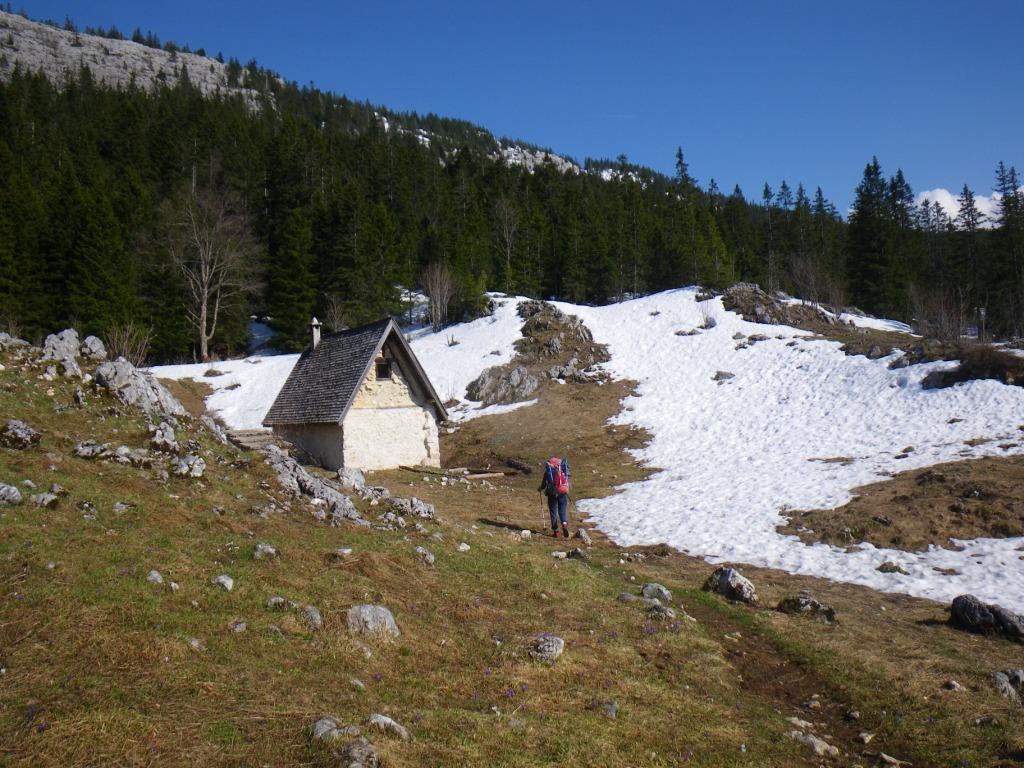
[20,1,1024,211]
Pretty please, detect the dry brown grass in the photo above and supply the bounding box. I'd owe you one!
[778,455,1024,551]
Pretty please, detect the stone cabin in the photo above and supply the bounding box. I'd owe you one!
[262,318,447,471]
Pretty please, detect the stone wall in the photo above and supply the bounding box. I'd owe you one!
[273,423,344,470]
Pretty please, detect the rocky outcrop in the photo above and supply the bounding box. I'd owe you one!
[262,445,366,526]
[40,328,82,377]
[149,422,180,454]
[94,358,187,421]
[466,364,538,405]
[1,419,41,449]
[949,594,1024,641]
[722,283,840,328]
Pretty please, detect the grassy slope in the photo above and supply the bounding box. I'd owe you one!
[1,352,1023,767]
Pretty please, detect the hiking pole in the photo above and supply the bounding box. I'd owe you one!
[539,492,548,536]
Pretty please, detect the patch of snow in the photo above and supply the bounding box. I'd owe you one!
[151,354,300,431]
[557,288,1024,611]
[407,293,528,406]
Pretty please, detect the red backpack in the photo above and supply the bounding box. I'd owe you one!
[548,457,569,495]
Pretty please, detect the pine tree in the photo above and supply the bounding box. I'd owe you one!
[267,207,316,350]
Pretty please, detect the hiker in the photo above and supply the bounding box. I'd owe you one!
[538,456,571,538]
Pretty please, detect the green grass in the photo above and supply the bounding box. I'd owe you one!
[1,354,1023,766]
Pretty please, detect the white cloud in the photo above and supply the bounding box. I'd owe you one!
[914,187,1021,227]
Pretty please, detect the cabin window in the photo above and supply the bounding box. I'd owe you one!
[375,358,391,380]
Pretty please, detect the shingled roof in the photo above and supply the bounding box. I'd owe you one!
[262,318,447,426]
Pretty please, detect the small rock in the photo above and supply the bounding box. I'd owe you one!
[519,529,532,540]
[309,716,360,742]
[574,527,593,546]
[551,550,568,560]
[149,422,180,454]
[266,596,287,610]
[993,669,1024,702]
[786,731,839,758]
[21,479,36,489]
[48,483,68,496]
[648,604,677,621]
[366,713,411,741]
[253,543,278,560]
[1,419,41,450]
[187,637,206,652]
[147,570,164,585]
[877,561,909,575]
[856,732,875,744]
[229,620,247,633]
[335,738,379,768]
[603,700,618,720]
[844,709,861,722]
[31,493,59,509]
[776,590,836,623]
[211,574,234,591]
[172,454,206,479]
[711,370,735,381]
[567,547,590,562]
[641,583,672,603]
[80,335,107,361]
[414,546,435,567]
[703,567,758,604]
[943,679,966,692]
[529,633,564,663]
[0,483,22,505]
[346,604,400,637]
[302,604,323,631]
[457,542,471,552]
[349,677,366,691]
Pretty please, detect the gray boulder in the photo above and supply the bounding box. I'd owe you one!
[777,590,836,623]
[309,716,361,743]
[73,440,111,459]
[993,669,1024,702]
[641,583,672,603]
[302,604,323,631]
[1,419,41,449]
[338,467,366,491]
[703,567,758,604]
[172,454,206,478]
[263,446,367,526]
[40,329,81,377]
[346,604,400,638]
[950,594,1024,641]
[529,633,565,663]
[79,335,107,361]
[93,358,186,420]
[149,422,180,454]
[466,364,539,405]
[574,527,593,546]
[366,713,411,741]
[0,483,23,505]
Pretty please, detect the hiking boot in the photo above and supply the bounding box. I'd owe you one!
[551,529,559,538]
[562,523,570,539]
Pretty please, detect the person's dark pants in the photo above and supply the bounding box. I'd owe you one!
[548,493,568,530]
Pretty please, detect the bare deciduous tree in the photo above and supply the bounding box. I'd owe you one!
[167,191,258,361]
[493,197,519,291]
[421,261,456,332]
[323,295,348,332]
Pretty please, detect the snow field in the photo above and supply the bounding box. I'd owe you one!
[558,289,1024,610]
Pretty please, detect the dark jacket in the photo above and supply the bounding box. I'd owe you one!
[538,458,570,497]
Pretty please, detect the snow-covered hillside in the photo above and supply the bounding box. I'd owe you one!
[562,289,1024,610]
[154,289,1024,609]
[0,10,265,108]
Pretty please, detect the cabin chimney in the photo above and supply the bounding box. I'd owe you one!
[310,317,322,349]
